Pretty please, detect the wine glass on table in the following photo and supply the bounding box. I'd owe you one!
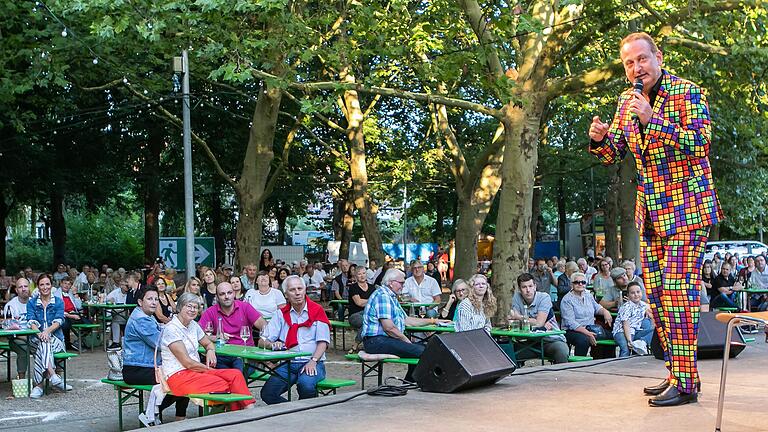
[240,326,251,352]
[204,321,214,339]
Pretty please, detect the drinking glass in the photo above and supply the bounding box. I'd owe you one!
[204,321,214,337]
[510,320,521,332]
[240,326,251,352]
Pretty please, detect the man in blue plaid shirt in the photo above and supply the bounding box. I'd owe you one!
[361,269,449,381]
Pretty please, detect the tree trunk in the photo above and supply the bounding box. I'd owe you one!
[50,190,66,266]
[529,178,543,257]
[276,205,289,245]
[557,176,567,256]
[143,125,163,264]
[30,204,37,237]
[210,191,225,265]
[453,200,483,281]
[605,165,620,260]
[339,194,354,260]
[0,189,13,268]
[618,155,639,262]
[433,191,445,243]
[709,225,720,240]
[234,82,282,269]
[492,101,543,323]
[341,70,385,266]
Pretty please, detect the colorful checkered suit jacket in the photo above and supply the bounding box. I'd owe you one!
[590,70,723,237]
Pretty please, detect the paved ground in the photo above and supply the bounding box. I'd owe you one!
[2,329,766,432]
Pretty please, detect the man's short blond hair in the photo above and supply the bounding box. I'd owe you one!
[620,32,659,54]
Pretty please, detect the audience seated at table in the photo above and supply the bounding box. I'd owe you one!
[59,277,91,351]
[228,275,245,301]
[244,271,286,319]
[455,274,495,332]
[612,282,654,357]
[154,277,175,325]
[3,278,33,380]
[26,274,71,398]
[106,279,131,349]
[198,282,267,374]
[347,266,374,352]
[123,286,189,426]
[710,262,743,310]
[181,277,206,312]
[599,267,647,311]
[159,293,254,411]
[360,269,449,382]
[258,275,330,404]
[510,273,569,364]
[440,279,468,320]
[560,272,614,357]
[556,261,579,311]
[591,258,615,296]
[402,260,442,318]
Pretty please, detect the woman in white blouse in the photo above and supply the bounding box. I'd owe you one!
[455,274,497,332]
[244,272,286,319]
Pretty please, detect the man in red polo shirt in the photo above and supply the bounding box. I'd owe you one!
[198,282,268,375]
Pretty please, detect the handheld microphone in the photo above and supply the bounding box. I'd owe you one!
[632,78,644,125]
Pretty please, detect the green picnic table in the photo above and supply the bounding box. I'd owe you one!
[405,324,455,343]
[0,328,39,397]
[490,328,566,365]
[199,344,311,401]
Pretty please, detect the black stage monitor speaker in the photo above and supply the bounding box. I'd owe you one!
[413,328,516,393]
[651,311,746,360]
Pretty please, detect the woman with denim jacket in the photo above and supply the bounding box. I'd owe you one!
[26,273,70,398]
[123,286,189,426]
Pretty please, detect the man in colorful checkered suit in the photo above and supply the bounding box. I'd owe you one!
[589,32,723,407]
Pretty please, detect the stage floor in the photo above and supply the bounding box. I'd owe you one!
[155,341,768,432]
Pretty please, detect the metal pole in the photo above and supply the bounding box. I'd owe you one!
[182,50,195,276]
[402,184,407,264]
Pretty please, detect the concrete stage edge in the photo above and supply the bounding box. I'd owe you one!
[152,343,768,432]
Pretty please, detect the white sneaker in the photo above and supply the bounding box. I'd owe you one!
[50,374,73,391]
[138,412,157,427]
[30,386,44,399]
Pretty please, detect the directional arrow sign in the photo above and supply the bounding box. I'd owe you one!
[194,243,211,263]
[158,237,215,271]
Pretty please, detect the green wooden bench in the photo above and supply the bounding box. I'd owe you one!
[329,320,352,351]
[53,351,78,389]
[345,353,419,389]
[187,393,254,416]
[101,379,253,430]
[0,341,10,382]
[567,355,593,362]
[101,379,156,430]
[72,323,101,353]
[316,378,356,396]
[248,371,355,396]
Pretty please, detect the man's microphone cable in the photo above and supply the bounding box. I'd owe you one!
[366,376,418,397]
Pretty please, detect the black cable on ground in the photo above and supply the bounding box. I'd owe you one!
[177,356,645,431]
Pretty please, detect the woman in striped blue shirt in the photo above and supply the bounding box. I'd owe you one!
[455,274,497,333]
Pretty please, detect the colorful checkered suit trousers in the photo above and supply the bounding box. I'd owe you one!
[640,223,708,393]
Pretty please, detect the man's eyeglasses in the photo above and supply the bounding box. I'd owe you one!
[391,280,405,285]
[572,280,587,285]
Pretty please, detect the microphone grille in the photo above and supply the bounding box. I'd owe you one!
[634,78,644,92]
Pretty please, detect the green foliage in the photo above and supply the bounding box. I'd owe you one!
[64,208,145,268]
[5,239,53,272]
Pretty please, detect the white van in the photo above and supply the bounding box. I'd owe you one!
[704,240,768,261]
